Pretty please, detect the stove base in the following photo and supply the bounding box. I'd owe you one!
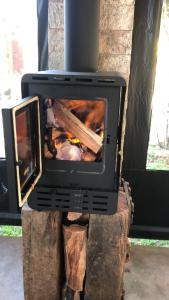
[28,185,118,215]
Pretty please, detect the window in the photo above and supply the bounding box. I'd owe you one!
[0,0,38,157]
[147,1,169,170]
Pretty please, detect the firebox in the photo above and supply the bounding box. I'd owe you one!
[2,70,126,214]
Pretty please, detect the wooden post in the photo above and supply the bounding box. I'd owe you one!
[84,186,133,300]
[22,204,62,300]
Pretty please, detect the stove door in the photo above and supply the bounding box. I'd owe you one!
[2,96,42,208]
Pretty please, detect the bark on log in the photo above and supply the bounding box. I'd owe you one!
[85,185,132,300]
[63,224,87,292]
[53,102,102,154]
[22,203,62,300]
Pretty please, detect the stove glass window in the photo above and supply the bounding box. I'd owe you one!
[44,98,106,162]
[16,108,34,189]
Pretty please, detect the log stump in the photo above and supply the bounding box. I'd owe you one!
[22,183,133,300]
[85,184,133,300]
[22,204,62,300]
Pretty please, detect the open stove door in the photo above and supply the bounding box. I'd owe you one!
[2,96,42,209]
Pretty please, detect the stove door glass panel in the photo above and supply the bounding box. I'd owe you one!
[11,96,42,207]
[16,108,34,190]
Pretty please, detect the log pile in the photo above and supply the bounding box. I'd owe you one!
[22,181,133,300]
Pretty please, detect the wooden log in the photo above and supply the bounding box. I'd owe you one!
[53,102,102,154]
[74,291,80,300]
[67,212,83,221]
[63,224,87,292]
[62,287,80,300]
[84,185,132,300]
[22,203,62,300]
[67,212,89,225]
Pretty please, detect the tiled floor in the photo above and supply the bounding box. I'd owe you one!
[0,236,169,300]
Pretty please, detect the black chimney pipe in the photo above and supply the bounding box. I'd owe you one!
[64,0,100,72]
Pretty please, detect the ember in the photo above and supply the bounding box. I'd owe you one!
[44,98,105,161]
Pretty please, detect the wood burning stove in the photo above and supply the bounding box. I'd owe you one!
[2,70,126,214]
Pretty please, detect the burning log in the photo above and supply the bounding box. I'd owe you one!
[53,102,102,154]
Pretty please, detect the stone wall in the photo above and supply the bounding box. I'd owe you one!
[48,0,64,70]
[99,0,135,80]
[48,0,135,81]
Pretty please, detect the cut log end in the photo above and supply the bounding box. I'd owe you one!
[67,212,83,221]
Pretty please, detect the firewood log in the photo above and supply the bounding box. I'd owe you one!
[53,102,102,154]
[67,212,83,221]
[67,212,89,225]
[62,286,80,300]
[63,224,87,292]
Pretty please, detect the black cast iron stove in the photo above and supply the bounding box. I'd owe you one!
[1,0,126,215]
[2,70,125,214]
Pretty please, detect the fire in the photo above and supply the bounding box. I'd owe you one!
[100,130,104,141]
[44,98,105,161]
[61,99,105,132]
[68,138,81,144]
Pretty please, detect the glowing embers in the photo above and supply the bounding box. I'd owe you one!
[44,98,106,161]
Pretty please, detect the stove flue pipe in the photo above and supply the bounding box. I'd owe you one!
[64,0,100,72]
